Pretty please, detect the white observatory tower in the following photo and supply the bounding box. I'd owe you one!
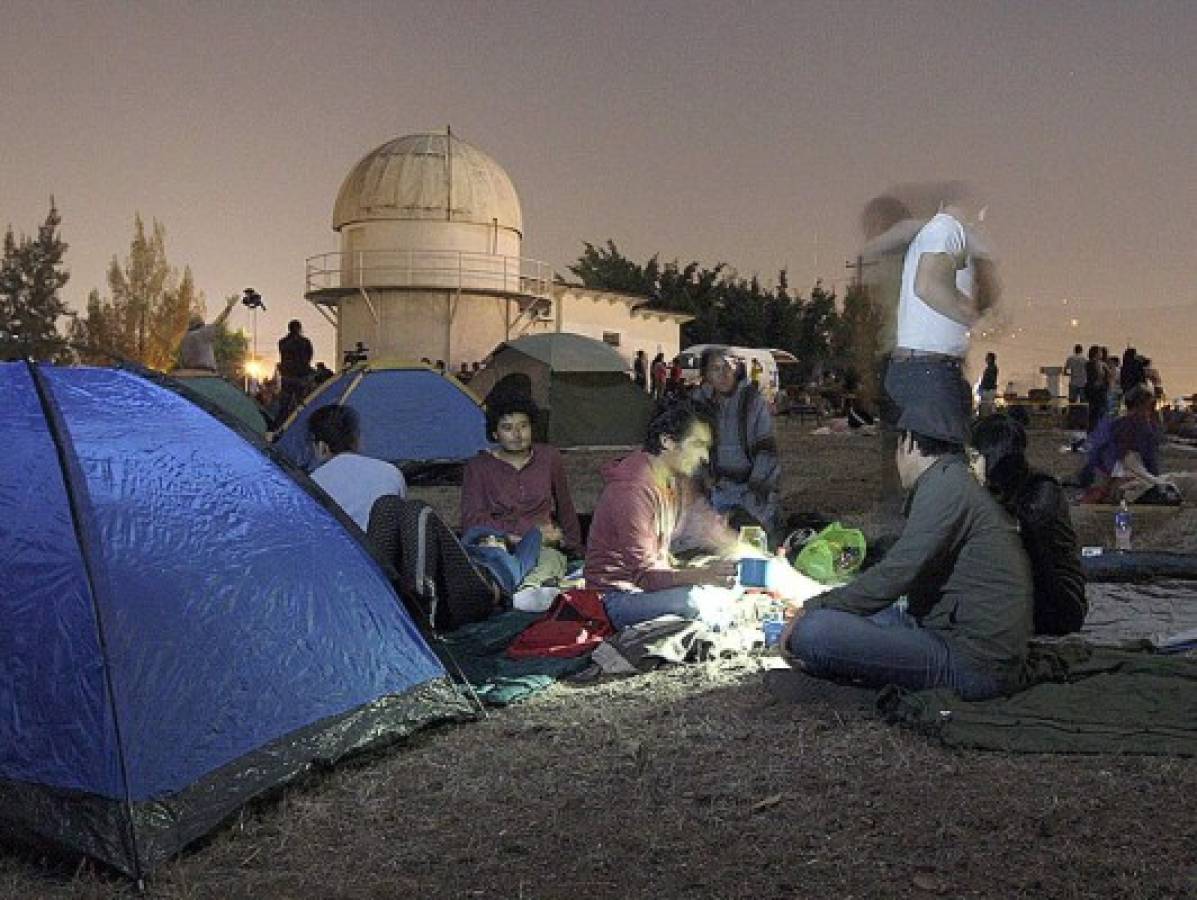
[305,129,554,368]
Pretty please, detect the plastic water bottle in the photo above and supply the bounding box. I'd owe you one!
[1114,500,1133,551]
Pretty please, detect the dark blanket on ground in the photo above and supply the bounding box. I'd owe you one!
[880,641,1197,756]
[430,611,591,706]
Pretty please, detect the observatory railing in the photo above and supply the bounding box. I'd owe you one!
[305,250,555,300]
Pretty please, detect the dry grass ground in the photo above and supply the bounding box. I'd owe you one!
[3,421,1196,898]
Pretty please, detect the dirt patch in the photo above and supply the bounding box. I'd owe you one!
[4,421,1197,898]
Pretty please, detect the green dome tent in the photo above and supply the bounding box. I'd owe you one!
[171,370,269,437]
[470,333,654,447]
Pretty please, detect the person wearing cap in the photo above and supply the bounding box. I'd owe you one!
[781,403,1033,700]
[885,195,999,447]
[177,295,238,372]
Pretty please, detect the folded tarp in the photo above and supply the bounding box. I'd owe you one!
[881,641,1197,756]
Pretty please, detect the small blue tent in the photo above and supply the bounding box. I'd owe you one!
[0,361,470,878]
[273,363,489,473]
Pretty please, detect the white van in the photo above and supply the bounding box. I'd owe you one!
[674,345,800,406]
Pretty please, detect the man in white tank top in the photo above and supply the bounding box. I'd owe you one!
[885,204,998,447]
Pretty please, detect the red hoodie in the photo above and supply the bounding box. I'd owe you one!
[584,451,731,592]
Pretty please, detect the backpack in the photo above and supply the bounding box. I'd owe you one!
[367,496,500,632]
[506,590,613,659]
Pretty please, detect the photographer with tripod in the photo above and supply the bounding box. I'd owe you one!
[277,318,314,424]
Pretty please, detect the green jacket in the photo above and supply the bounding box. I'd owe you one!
[807,455,1033,680]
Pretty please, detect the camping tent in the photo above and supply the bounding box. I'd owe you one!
[171,369,269,437]
[469,333,654,447]
[0,361,470,878]
[272,363,489,473]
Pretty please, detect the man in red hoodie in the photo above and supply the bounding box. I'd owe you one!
[585,402,742,629]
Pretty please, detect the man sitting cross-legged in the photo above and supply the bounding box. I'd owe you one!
[585,401,749,630]
[782,407,1033,700]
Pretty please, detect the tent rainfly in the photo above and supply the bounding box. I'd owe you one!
[272,362,489,472]
[468,333,655,447]
[0,361,470,878]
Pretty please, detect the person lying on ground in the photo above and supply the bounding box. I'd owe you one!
[972,414,1085,636]
[584,401,757,630]
[1079,385,1172,504]
[461,392,582,555]
[692,347,781,539]
[308,405,406,530]
[781,409,1033,701]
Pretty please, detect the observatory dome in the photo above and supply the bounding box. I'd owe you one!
[332,131,523,235]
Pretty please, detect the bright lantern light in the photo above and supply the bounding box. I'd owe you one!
[244,358,270,381]
[1070,318,1079,328]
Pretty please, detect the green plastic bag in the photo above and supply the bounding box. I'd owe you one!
[794,523,866,584]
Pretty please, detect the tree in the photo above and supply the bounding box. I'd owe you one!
[569,240,659,296]
[568,240,847,374]
[0,199,72,362]
[70,215,203,369]
[212,322,250,383]
[794,279,839,367]
[834,282,885,408]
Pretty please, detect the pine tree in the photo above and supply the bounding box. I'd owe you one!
[0,199,72,362]
[70,215,203,369]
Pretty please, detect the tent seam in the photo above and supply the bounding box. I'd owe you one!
[26,361,145,881]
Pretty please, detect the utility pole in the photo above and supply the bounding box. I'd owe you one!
[844,255,877,292]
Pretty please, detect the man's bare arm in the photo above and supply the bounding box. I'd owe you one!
[212,294,239,328]
[914,252,978,326]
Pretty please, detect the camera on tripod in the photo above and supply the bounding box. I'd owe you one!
[343,341,369,367]
[241,288,266,311]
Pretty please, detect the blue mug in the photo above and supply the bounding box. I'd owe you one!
[739,557,771,588]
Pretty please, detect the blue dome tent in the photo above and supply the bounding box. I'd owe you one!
[0,361,470,878]
[272,363,489,474]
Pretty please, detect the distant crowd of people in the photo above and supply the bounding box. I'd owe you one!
[1064,342,1165,434]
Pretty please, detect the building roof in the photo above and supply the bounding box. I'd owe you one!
[333,131,523,234]
[554,282,694,323]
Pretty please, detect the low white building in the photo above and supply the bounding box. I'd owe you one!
[305,129,689,370]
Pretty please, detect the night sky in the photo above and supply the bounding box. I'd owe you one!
[4,1,1195,392]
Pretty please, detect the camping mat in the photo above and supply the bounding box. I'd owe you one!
[880,642,1197,756]
[1078,579,1197,651]
[431,611,591,706]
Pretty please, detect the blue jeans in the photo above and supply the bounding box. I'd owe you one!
[787,605,1004,700]
[884,355,972,446]
[462,527,542,595]
[603,586,705,631]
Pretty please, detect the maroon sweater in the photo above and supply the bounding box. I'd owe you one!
[460,445,582,552]
[584,451,731,592]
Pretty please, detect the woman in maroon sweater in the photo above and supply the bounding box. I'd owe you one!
[460,394,582,555]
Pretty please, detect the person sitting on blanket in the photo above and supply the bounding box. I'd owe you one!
[460,392,581,589]
[971,413,1086,636]
[308,405,406,530]
[781,403,1033,700]
[584,400,749,631]
[1079,385,1181,505]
